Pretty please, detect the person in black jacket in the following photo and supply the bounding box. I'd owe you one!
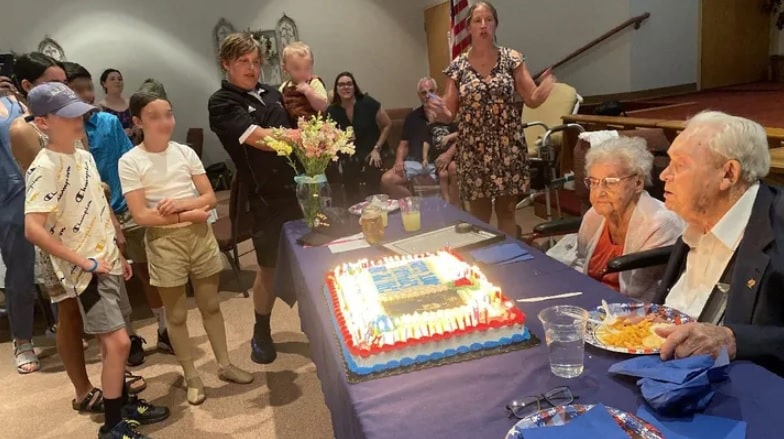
[207,32,301,365]
[652,111,784,376]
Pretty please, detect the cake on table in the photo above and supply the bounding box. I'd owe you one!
[324,251,535,380]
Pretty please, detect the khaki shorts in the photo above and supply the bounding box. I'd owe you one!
[117,210,147,263]
[145,223,223,288]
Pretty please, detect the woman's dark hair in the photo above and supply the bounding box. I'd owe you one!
[62,61,92,83]
[331,71,363,105]
[129,91,171,119]
[99,68,121,93]
[13,52,64,96]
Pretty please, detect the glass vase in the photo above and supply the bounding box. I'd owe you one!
[294,174,332,228]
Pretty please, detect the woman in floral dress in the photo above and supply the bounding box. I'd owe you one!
[428,1,555,236]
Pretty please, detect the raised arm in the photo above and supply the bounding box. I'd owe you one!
[9,118,44,173]
[512,50,555,108]
[426,78,459,124]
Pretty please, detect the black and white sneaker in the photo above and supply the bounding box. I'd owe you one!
[98,420,150,439]
[127,336,146,367]
[122,397,170,425]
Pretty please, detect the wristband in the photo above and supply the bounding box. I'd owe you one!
[373,144,381,151]
[86,257,98,273]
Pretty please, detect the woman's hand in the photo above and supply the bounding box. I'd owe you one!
[156,198,183,216]
[425,94,452,123]
[0,76,17,96]
[367,149,382,168]
[534,68,556,102]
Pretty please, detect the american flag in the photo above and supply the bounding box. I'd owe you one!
[449,0,470,59]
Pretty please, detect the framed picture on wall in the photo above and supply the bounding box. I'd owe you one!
[213,18,236,60]
[38,36,65,61]
[248,29,283,87]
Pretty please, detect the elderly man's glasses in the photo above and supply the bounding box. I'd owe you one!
[418,88,436,96]
[506,386,576,419]
[584,174,637,190]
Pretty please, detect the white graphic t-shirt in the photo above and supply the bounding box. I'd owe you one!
[25,148,121,295]
[118,141,209,222]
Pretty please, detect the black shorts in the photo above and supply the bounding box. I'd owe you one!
[248,193,302,268]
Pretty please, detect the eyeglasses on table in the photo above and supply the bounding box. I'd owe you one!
[505,386,577,419]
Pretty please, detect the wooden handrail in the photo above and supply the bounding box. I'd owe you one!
[535,12,651,79]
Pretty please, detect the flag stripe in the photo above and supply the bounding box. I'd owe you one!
[450,0,470,59]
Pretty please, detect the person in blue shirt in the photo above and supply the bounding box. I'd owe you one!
[63,62,173,364]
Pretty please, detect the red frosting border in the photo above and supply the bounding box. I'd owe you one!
[326,261,527,359]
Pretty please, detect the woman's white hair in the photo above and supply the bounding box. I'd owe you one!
[685,111,770,183]
[585,137,654,186]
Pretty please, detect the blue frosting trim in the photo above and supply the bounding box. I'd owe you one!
[323,286,531,376]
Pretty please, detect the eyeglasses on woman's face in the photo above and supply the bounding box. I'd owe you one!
[584,174,637,190]
[337,81,354,88]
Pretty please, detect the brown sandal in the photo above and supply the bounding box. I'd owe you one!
[72,387,104,413]
[125,370,147,394]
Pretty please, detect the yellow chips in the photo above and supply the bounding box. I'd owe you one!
[596,318,668,350]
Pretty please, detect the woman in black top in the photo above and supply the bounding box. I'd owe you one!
[326,72,392,205]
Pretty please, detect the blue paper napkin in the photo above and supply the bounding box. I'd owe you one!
[608,350,730,416]
[636,405,746,439]
[470,243,531,265]
[522,404,628,439]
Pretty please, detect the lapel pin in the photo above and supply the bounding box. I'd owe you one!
[747,278,756,289]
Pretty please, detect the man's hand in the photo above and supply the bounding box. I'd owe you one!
[80,257,112,275]
[181,205,212,224]
[656,322,737,361]
[367,149,382,168]
[422,158,430,168]
[434,153,451,172]
[157,198,183,216]
[121,258,133,281]
[0,76,16,96]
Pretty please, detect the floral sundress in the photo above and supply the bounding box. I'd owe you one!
[444,47,529,201]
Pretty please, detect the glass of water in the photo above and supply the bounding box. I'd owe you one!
[538,305,588,378]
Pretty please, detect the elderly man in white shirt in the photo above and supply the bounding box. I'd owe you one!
[653,111,784,376]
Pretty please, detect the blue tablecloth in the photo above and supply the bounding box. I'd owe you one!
[274,197,783,439]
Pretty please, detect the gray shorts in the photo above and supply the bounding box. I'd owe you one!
[77,275,130,335]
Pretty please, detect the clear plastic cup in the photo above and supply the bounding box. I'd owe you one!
[399,196,421,232]
[366,194,389,227]
[538,305,588,378]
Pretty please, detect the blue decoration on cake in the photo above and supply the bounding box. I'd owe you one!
[371,260,443,294]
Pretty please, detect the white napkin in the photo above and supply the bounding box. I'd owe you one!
[578,130,619,146]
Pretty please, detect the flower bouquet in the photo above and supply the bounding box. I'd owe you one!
[265,115,356,228]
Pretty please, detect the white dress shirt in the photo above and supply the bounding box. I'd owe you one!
[665,183,760,318]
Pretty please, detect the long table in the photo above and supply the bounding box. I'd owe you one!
[275,197,782,439]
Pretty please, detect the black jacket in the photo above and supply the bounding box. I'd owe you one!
[654,183,784,375]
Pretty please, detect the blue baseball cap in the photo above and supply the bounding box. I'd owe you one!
[28,82,96,118]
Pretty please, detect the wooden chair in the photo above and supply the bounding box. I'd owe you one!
[212,177,253,297]
[185,128,204,158]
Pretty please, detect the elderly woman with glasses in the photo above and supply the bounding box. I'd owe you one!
[573,137,684,301]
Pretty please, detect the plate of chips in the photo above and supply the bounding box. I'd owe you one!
[585,303,693,355]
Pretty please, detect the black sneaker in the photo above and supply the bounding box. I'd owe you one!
[98,420,150,439]
[156,330,174,354]
[250,337,277,364]
[127,336,146,367]
[122,397,170,425]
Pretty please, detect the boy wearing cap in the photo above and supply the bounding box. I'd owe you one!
[23,82,168,439]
